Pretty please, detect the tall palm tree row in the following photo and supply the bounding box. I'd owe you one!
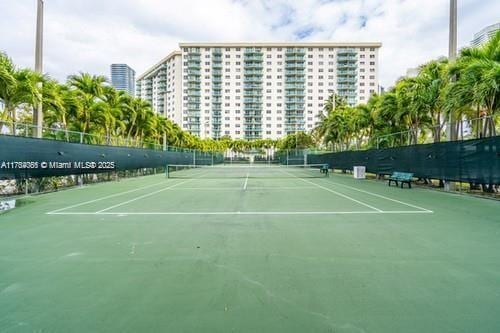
[315,31,500,151]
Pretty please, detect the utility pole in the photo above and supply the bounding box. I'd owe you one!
[445,0,458,192]
[34,0,44,138]
[447,0,457,141]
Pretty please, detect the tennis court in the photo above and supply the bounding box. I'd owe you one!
[1,165,499,332]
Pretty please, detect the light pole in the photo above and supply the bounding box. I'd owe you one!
[34,0,44,138]
[445,0,458,192]
[447,0,457,141]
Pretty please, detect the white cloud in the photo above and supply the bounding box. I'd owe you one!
[0,0,499,88]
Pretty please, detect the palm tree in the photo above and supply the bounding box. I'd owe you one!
[415,59,449,142]
[67,73,106,136]
[447,30,500,138]
[0,53,43,133]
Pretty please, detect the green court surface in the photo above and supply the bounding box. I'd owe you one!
[1,165,499,332]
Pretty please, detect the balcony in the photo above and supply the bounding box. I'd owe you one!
[244,62,263,69]
[285,77,305,83]
[337,70,357,76]
[285,84,305,90]
[337,62,357,69]
[243,105,263,111]
[285,70,304,76]
[244,69,263,75]
[244,98,263,103]
[285,56,305,62]
[244,49,262,55]
[285,98,304,103]
[337,77,357,84]
[187,76,200,83]
[285,104,305,111]
[338,91,357,97]
[285,48,306,55]
[337,84,357,90]
[243,83,262,89]
[337,48,357,56]
[337,55,358,61]
[243,77,262,83]
[285,63,305,70]
[187,84,200,90]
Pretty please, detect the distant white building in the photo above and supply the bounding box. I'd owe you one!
[471,23,500,47]
[137,42,381,140]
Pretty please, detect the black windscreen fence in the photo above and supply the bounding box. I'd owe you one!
[308,136,500,185]
[0,136,221,179]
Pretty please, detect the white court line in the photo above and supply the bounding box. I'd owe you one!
[243,173,249,190]
[163,186,317,190]
[281,170,383,212]
[95,176,204,214]
[46,210,433,216]
[325,177,433,213]
[46,180,168,214]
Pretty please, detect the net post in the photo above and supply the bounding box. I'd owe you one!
[165,164,169,178]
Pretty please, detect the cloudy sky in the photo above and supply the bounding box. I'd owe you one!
[1,0,498,88]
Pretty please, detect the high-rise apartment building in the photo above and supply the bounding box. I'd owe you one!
[471,23,500,47]
[137,42,381,140]
[136,52,183,124]
[110,64,136,96]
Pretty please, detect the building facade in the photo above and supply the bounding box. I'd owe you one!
[136,52,183,124]
[110,64,136,96]
[471,23,500,47]
[137,42,381,140]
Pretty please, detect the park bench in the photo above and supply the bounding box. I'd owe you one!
[388,171,414,188]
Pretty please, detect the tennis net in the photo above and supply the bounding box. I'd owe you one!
[165,164,329,179]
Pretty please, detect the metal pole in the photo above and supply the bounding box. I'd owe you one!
[34,0,44,139]
[445,0,457,192]
[447,0,457,141]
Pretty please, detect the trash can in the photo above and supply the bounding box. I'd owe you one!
[353,166,366,179]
